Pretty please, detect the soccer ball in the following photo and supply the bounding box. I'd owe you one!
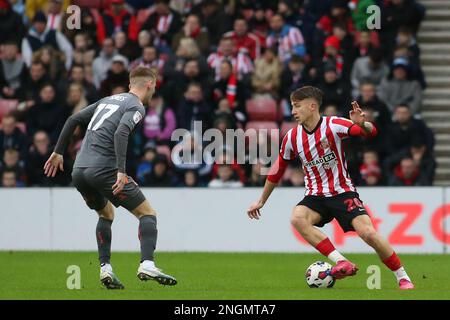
[305,261,335,288]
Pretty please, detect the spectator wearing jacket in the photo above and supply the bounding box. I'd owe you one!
[385,104,434,166]
[351,48,389,98]
[0,114,28,160]
[99,54,129,97]
[207,37,254,82]
[143,93,176,146]
[96,0,138,45]
[141,0,183,49]
[224,17,261,60]
[21,11,73,71]
[0,0,26,46]
[0,41,28,99]
[266,14,306,63]
[377,57,422,114]
[171,13,210,56]
[92,38,118,89]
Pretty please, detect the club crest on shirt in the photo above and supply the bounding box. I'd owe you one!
[320,138,330,149]
[133,111,142,124]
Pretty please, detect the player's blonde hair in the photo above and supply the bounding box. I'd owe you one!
[129,66,158,87]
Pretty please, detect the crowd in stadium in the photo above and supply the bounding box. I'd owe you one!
[0,0,437,188]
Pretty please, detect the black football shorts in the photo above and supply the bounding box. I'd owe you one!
[297,192,368,232]
[72,167,146,211]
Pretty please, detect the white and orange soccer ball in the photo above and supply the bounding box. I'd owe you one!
[305,261,335,288]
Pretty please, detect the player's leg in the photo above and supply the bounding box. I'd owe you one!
[94,201,124,289]
[291,204,356,278]
[94,167,177,286]
[352,215,414,289]
[131,200,158,265]
[72,168,124,289]
[291,205,328,245]
[130,199,177,286]
[96,201,114,266]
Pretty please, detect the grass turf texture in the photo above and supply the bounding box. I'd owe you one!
[1,251,449,300]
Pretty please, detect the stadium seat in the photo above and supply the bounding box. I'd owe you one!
[245,121,279,140]
[245,121,278,131]
[246,98,277,121]
[0,99,19,121]
[156,145,172,165]
[280,121,298,137]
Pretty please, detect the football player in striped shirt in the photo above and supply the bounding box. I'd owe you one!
[247,86,414,290]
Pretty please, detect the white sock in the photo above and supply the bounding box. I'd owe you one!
[394,267,411,282]
[327,250,347,264]
[141,260,155,269]
[101,263,112,273]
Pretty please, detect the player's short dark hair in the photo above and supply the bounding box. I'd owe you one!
[129,66,157,85]
[290,86,324,106]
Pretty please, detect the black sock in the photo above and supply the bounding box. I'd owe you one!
[96,217,112,265]
[139,215,157,262]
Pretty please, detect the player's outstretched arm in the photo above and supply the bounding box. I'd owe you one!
[247,179,277,220]
[247,155,288,220]
[44,103,99,178]
[349,101,375,135]
[44,152,64,178]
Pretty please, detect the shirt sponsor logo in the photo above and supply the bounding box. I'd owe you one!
[304,152,336,169]
[133,111,142,124]
[110,94,126,101]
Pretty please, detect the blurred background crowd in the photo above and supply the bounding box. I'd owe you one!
[0,0,436,188]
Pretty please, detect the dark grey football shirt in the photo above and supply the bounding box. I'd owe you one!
[72,93,145,169]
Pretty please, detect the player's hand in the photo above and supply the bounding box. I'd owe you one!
[44,152,64,178]
[112,172,129,196]
[247,201,264,220]
[349,101,366,127]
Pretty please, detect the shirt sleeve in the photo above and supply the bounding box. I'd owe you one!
[114,123,131,173]
[330,116,377,139]
[267,129,296,184]
[279,129,296,161]
[329,116,354,139]
[53,103,99,154]
[119,106,145,131]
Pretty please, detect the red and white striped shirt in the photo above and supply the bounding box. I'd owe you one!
[276,116,376,197]
[207,51,253,81]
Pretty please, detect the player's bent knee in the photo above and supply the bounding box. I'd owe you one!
[97,202,115,220]
[131,200,156,219]
[357,226,378,244]
[291,208,313,231]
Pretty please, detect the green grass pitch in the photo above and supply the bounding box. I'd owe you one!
[1,251,449,300]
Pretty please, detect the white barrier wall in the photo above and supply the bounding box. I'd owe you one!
[0,187,449,253]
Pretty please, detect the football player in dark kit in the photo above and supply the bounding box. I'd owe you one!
[44,66,177,289]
